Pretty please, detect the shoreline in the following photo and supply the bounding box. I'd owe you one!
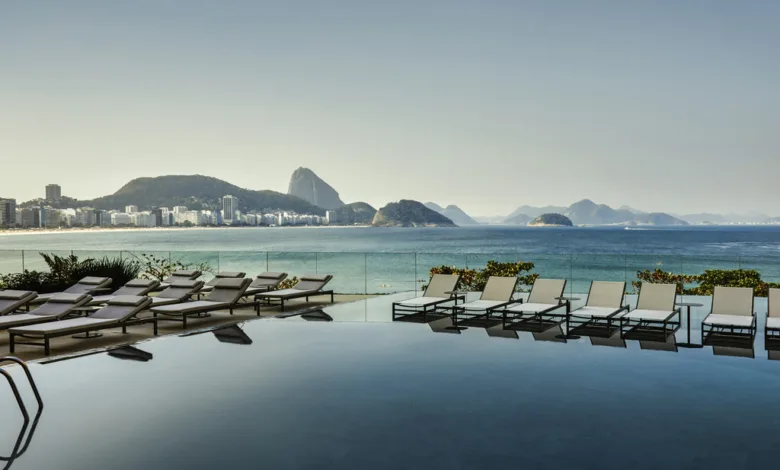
[0,225,371,237]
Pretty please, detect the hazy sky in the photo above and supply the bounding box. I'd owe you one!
[2,1,779,216]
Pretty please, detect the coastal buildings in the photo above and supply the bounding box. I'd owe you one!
[45,184,61,202]
[222,195,238,225]
[0,199,17,226]
[125,205,138,213]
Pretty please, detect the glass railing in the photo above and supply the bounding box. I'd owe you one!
[0,250,773,297]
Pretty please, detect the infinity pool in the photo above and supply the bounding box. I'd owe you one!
[1,293,778,469]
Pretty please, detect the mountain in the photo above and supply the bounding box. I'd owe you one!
[473,216,506,224]
[329,202,377,225]
[82,175,325,215]
[424,203,479,225]
[506,205,566,220]
[287,167,344,210]
[529,213,573,227]
[618,205,646,214]
[372,200,457,227]
[504,213,532,225]
[564,199,687,226]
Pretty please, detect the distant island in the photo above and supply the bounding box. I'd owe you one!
[529,213,573,227]
[372,200,457,227]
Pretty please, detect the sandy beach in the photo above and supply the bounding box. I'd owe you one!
[0,225,371,237]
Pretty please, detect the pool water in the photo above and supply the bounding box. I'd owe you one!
[0,293,778,469]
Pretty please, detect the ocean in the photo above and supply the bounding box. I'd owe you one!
[2,225,780,294]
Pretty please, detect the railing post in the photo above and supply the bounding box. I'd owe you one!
[217,252,221,272]
[266,252,269,272]
[364,252,368,295]
[315,252,318,274]
[414,252,418,293]
[21,250,25,272]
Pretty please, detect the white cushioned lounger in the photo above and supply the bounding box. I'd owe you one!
[498,279,568,330]
[255,274,335,312]
[392,274,462,321]
[151,278,253,328]
[619,283,680,337]
[9,295,153,355]
[0,290,38,315]
[451,276,518,326]
[568,281,628,335]
[0,293,92,331]
[88,279,160,305]
[766,288,780,341]
[701,286,756,343]
[31,277,112,304]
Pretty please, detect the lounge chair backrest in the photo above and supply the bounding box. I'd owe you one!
[205,278,253,304]
[424,274,460,298]
[158,280,204,299]
[480,276,518,301]
[114,279,160,296]
[712,286,754,316]
[64,277,111,294]
[294,274,333,292]
[30,293,92,317]
[637,283,677,311]
[206,272,246,286]
[163,270,202,283]
[770,288,780,318]
[91,296,153,321]
[527,279,567,305]
[0,290,36,301]
[252,272,288,287]
[586,281,626,308]
[0,290,37,314]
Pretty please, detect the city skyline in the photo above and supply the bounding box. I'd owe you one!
[2,2,779,215]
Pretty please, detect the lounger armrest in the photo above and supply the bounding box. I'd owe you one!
[88,287,113,294]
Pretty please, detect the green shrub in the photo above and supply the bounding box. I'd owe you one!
[128,253,212,282]
[633,268,780,297]
[426,260,538,292]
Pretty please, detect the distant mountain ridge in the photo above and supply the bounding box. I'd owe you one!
[424,203,478,225]
[287,167,344,210]
[329,202,377,225]
[373,200,457,227]
[504,199,687,226]
[31,175,326,215]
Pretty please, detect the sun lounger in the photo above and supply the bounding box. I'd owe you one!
[450,276,519,327]
[30,277,112,304]
[199,272,247,293]
[568,281,629,337]
[392,274,463,322]
[88,279,161,305]
[151,278,253,328]
[148,280,205,307]
[254,274,334,312]
[494,279,568,331]
[0,290,38,315]
[764,288,780,345]
[242,272,289,297]
[0,293,92,333]
[9,296,154,356]
[155,269,203,290]
[701,286,755,344]
[619,283,680,339]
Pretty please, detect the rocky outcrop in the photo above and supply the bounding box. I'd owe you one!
[529,213,573,227]
[287,167,344,210]
[372,200,457,227]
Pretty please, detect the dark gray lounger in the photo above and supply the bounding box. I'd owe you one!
[30,277,112,304]
[88,279,161,305]
[155,269,203,290]
[254,274,334,312]
[148,280,205,307]
[199,272,247,293]
[9,295,154,356]
[0,290,38,315]
[242,272,289,297]
[0,293,92,332]
[151,278,253,328]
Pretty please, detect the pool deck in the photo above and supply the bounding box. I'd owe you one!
[1,294,376,362]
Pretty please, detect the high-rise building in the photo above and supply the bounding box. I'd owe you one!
[151,208,164,227]
[125,205,138,213]
[45,184,62,202]
[222,195,238,225]
[173,206,188,214]
[0,199,17,226]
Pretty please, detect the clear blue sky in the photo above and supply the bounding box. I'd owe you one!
[2,1,778,216]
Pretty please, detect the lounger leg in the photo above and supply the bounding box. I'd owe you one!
[280,300,285,312]
[331,293,334,304]
[9,334,14,353]
[183,315,187,329]
[153,316,158,336]
[44,338,50,356]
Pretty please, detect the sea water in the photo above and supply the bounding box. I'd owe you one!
[1,225,779,294]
